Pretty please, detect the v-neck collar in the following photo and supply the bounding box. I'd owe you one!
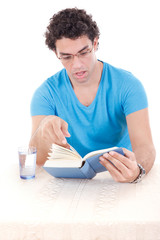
[65,60,105,110]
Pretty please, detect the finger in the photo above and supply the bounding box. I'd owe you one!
[53,125,67,144]
[103,152,129,171]
[41,116,70,145]
[54,119,70,144]
[50,118,70,145]
[61,120,70,137]
[41,122,57,143]
[65,143,71,149]
[99,157,126,182]
[102,151,139,181]
[122,148,136,161]
[105,150,135,169]
[49,118,66,143]
[54,141,71,150]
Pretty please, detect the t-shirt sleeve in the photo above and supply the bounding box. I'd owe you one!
[121,74,148,116]
[30,84,56,116]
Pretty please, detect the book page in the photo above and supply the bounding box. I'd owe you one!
[44,159,82,168]
[48,144,82,161]
[83,147,118,160]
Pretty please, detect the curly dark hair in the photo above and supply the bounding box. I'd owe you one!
[45,8,100,51]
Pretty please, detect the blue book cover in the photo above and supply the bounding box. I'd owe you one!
[43,145,124,179]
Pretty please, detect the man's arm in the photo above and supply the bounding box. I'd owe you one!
[126,108,156,173]
[29,115,70,166]
[99,108,156,183]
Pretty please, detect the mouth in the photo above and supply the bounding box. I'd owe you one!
[74,71,87,79]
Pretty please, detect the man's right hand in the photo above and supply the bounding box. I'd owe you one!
[39,115,71,147]
[29,115,71,165]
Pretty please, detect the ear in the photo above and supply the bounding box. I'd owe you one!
[93,37,99,51]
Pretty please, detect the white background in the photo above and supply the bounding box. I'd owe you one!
[0,0,159,167]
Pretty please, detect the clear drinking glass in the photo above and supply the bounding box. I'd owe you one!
[18,146,37,179]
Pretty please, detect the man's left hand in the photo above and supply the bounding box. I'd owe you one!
[99,148,140,183]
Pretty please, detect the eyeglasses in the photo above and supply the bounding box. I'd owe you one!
[57,46,93,64]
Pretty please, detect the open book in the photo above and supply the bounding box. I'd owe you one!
[43,144,124,179]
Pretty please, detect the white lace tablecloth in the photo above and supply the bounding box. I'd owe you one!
[0,164,160,240]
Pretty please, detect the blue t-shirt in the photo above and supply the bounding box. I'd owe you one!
[30,61,148,157]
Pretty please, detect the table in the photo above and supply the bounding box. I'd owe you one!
[0,164,160,240]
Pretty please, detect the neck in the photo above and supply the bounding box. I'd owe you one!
[69,60,103,107]
[70,60,103,90]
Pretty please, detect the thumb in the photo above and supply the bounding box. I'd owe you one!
[61,120,71,137]
[62,130,71,137]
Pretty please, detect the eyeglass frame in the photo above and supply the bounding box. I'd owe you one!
[56,45,94,63]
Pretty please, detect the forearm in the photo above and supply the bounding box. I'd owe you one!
[133,144,156,174]
[30,115,71,166]
[29,129,51,166]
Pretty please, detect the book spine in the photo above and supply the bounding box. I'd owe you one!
[80,162,96,179]
[43,167,87,179]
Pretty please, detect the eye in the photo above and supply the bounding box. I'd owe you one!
[62,55,72,60]
[79,51,88,56]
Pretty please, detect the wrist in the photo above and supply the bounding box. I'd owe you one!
[131,163,146,183]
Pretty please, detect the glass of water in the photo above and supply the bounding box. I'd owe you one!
[18,146,37,179]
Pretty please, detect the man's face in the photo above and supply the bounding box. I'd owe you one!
[55,36,98,85]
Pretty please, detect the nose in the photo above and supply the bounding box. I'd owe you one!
[71,55,83,69]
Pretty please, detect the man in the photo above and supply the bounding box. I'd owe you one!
[30,8,156,183]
